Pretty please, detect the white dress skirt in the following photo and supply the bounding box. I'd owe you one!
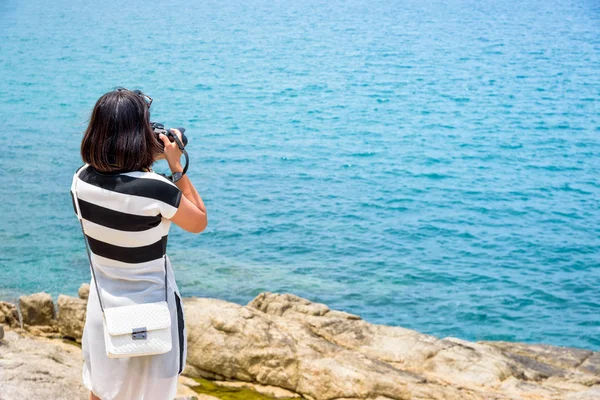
[81,255,187,400]
[71,164,188,400]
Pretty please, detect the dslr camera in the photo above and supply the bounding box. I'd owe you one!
[150,122,188,148]
[150,122,189,182]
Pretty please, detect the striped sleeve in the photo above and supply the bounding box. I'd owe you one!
[74,166,182,219]
[70,172,78,216]
[149,175,182,219]
[70,164,87,218]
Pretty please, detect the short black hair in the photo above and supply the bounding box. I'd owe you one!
[81,88,161,172]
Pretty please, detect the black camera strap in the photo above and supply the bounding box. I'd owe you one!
[168,134,189,183]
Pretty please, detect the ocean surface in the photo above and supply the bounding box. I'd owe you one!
[0,0,599,350]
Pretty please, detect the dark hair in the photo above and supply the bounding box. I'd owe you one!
[81,88,161,172]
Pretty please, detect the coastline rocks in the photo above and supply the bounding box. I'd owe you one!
[1,286,599,400]
[57,295,87,342]
[243,292,600,399]
[0,329,221,400]
[0,300,19,327]
[248,292,447,367]
[19,292,55,326]
[0,329,87,400]
[248,292,516,386]
[26,324,57,337]
[210,379,302,398]
[483,340,596,373]
[183,297,421,400]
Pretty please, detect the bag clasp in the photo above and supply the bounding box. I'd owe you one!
[132,327,147,340]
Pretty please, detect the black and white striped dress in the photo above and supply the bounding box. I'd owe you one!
[70,163,187,400]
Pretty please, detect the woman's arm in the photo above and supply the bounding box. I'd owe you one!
[174,174,206,213]
[158,129,208,233]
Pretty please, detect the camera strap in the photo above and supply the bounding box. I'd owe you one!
[167,134,188,183]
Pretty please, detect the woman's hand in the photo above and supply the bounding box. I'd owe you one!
[158,129,184,173]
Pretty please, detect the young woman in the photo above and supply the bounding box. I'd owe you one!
[70,88,208,400]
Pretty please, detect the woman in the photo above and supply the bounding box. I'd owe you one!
[70,88,208,400]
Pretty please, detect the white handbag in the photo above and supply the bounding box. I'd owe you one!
[72,171,172,359]
[102,300,172,358]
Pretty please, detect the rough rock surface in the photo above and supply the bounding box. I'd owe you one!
[57,295,87,342]
[211,379,302,398]
[243,292,600,399]
[0,300,19,327]
[0,329,211,400]
[1,288,599,400]
[183,297,433,400]
[19,292,55,326]
[0,329,87,400]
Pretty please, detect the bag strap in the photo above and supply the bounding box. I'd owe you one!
[71,165,168,314]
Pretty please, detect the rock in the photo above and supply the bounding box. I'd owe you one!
[248,291,361,319]
[244,291,600,399]
[183,363,227,381]
[176,376,200,399]
[19,292,55,326]
[0,300,19,327]
[57,295,87,341]
[484,341,594,371]
[0,330,228,400]
[184,296,458,400]
[566,385,600,399]
[422,337,521,387]
[212,380,303,398]
[26,325,57,337]
[78,284,90,300]
[481,340,600,388]
[179,375,201,389]
[2,288,599,400]
[248,293,511,386]
[579,353,600,375]
[0,324,4,339]
[0,329,88,399]
[248,292,447,368]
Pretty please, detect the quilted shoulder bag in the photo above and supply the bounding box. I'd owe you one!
[71,168,172,358]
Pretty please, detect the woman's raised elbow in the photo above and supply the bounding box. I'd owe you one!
[190,215,208,234]
[170,205,207,234]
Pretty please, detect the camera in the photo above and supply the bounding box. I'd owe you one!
[150,121,190,183]
[150,122,188,148]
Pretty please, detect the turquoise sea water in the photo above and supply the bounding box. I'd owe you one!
[1,0,599,350]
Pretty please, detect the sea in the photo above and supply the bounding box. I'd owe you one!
[0,0,599,350]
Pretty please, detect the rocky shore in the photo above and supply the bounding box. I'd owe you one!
[1,285,599,400]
